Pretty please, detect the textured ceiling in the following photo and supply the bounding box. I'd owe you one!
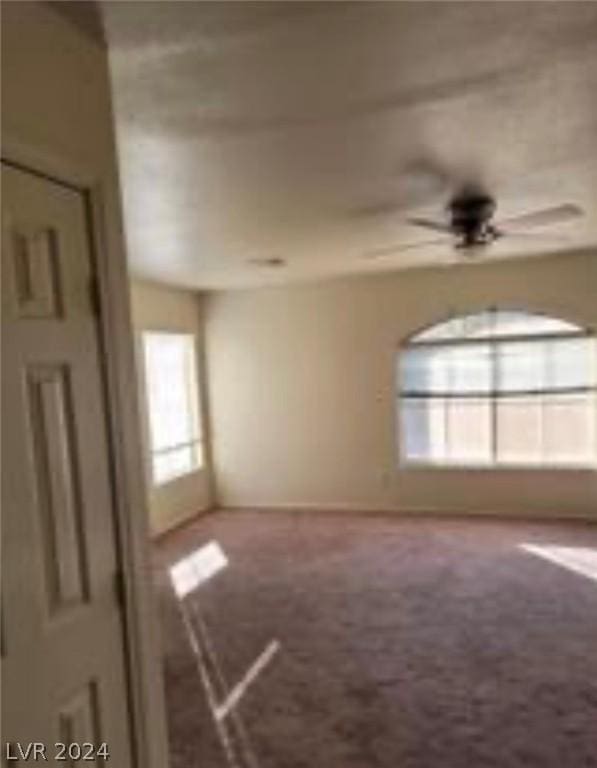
[102,1,597,289]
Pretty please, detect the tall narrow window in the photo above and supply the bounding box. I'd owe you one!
[398,310,596,467]
[142,332,203,484]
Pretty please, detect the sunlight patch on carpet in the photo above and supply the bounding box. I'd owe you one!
[520,544,597,583]
[216,640,281,722]
[170,540,228,598]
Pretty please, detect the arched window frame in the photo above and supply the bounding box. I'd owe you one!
[397,309,597,468]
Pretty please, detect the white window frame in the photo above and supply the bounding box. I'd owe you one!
[398,311,597,470]
[141,331,203,486]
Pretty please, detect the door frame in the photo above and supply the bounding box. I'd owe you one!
[1,135,170,768]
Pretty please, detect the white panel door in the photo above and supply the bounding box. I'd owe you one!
[1,163,133,765]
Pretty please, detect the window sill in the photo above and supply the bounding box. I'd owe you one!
[152,464,206,488]
[398,461,597,472]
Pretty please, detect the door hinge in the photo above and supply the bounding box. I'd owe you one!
[114,569,128,610]
[88,277,101,316]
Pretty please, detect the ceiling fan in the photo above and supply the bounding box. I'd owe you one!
[365,186,583,259]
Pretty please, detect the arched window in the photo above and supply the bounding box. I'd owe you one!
[398,310,596,467]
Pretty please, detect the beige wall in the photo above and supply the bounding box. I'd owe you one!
[130,280,213,536]
[206,251,597,519]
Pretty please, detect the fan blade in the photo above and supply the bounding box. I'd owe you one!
[348,201,408,219]
[498,230,571,243]
[363,237,451,259]
[407,216,453,234]
[497,204,582,231]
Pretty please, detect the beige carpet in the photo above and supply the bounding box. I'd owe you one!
[154,511,597,768]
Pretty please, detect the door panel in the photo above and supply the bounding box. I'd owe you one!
[1,163,133,765]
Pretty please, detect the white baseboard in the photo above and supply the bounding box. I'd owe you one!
[215,502,597,524]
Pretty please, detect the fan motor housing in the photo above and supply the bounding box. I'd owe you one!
[448,193,497,245]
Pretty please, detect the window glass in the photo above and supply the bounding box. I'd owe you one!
[447,344,492,394]
[496,396,543,464]
[153,444,206,486]
[546,338,595,390]
[143,332,203,484]
[399,311,595,468]
[402,347,450,394]
[446,398,492,464]
[412,310,580,343]
[401,343,491,394]
[498,341,544,393]
[488,312,579,338]
[542,393,595,465]
[401,398,447,462]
